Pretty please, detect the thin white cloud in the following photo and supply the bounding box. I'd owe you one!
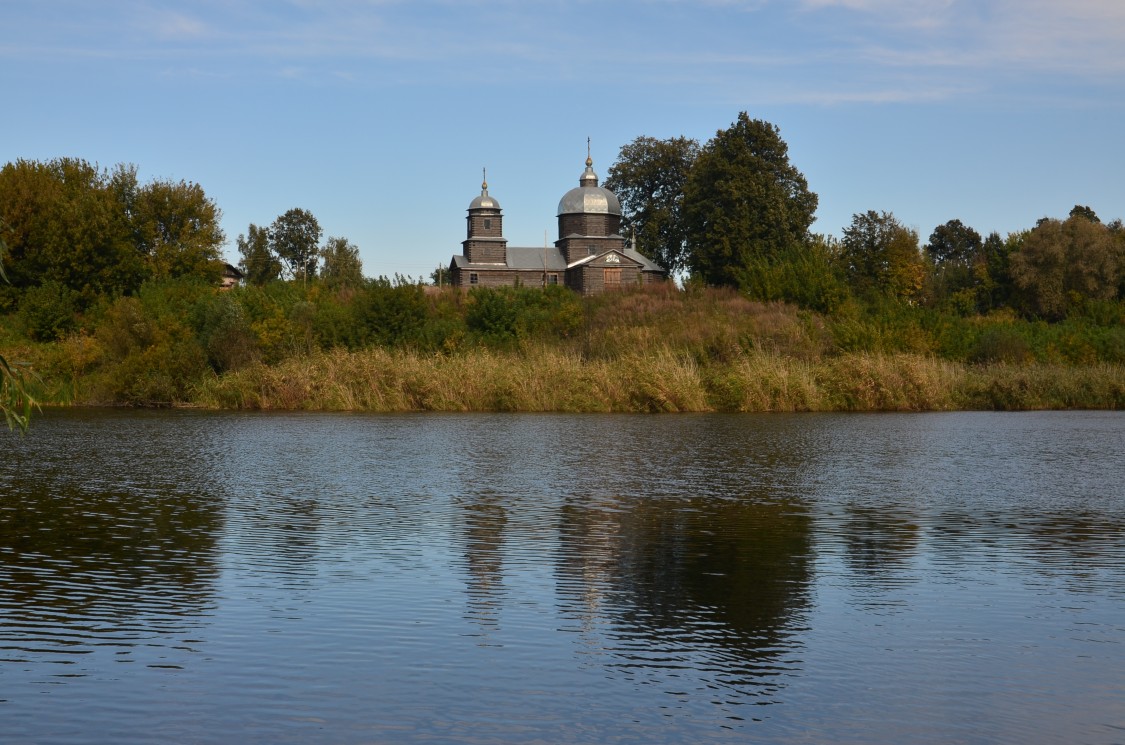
[152,12,209,39]
[796,0,1125,75]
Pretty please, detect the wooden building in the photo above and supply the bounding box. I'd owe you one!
[449,156,666,294]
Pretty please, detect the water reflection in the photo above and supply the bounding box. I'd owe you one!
[1,410,223,675]
[556,496,811,712]
[459,495,508,634]
[1,410,1123,745]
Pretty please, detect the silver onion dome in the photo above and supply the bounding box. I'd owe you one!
[470,180,500,210]
[557,157,621,216]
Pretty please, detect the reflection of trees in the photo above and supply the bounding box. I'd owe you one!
[1021,513,1125,593]
[459,496,508,633]
[0,474,221,658]
[1023,513,1125,562]
[831,505,923,613]
[841,506,921,572]
[924,509,1125,594]
[1,411,224,671]
[556,496,812,704]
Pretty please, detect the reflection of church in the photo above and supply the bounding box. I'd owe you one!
[449,154,667,294]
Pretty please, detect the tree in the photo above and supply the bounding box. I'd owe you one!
[0,157,143,307]
[976,231,1016,312]
[1069,204,1100,223]
[237,224,282,286]
[270,208,322,285]
[604,135,699,274]
[320,236,364,289]
[430,264,451,287]
[735,236,848,313]
[683,113,818,287]
[925,219,983,305]
[129,177,225,282]
[926,219,982,268]
[1010,215,1120,319]
[838,210,925,302]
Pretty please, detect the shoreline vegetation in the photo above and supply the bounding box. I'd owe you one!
[193,347,1124,413]
[5,284,1122,414]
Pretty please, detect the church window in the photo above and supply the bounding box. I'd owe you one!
[548,274,558,285]
[470,272,479,285]
[588,245,596,256]
[484,218,491,229]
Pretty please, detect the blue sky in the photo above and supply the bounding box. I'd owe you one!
[4,0,1124,279]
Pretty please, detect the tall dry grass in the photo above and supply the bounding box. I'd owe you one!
[192,345,1123,413]
[193,346,714,413]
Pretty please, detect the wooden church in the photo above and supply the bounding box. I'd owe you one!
[449,154,667,294]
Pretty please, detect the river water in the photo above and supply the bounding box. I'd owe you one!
[2,410,1123,744]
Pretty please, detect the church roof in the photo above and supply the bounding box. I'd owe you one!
[452,247,566,272]
[565,248,663,272]
[469,176,500,210]
[557,156,621,217]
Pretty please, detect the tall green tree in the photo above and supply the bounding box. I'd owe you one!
[976,231,1016,312]
[270,208,321,285]
[925,219,983,305]
[604,135,699,274]
[237,224,282,286]
[128,176,225,282]
[320,236,364,290]
[838,210,925,302]
[1010,214,1120,319]
[1069,204,1100,223]
[0,158,143,307]
[683,113,818,287]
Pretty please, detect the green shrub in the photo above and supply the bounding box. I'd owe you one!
[355,281,429,347]
[190,291,260,372]
[466,287,521,343]
[18,281,78,341]
[90,294,208,404]
[970,326,1032,365]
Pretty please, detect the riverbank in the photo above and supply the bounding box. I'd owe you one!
[189,347,1123,412]
[5,283,1122,413]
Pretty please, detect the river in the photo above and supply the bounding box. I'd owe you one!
[2,410,1123,744]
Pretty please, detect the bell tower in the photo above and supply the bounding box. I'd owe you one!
[463,169,507,264]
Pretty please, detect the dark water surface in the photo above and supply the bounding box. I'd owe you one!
[2,410,1123,744]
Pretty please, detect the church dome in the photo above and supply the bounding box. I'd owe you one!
[557,157,621,216]
[469,176,500,210]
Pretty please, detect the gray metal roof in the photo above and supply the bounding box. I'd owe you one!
[469,191,500,211]
[506,247,567,271]
[557,186,621,216]
[566,249,647,270]
[452,247,566,272]
[451,255,503,269]
[622,248,664,273]
[468,179,500,211]
[556,159,621,216]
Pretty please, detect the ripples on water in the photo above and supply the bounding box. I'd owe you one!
[2,410,1124,744]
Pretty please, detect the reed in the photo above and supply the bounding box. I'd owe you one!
[955,363,1125,410]
[191,345,1122,413]
[817,353,964,411]
[193,346,707,413]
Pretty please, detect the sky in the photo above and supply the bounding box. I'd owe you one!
[3,0,1124,279]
